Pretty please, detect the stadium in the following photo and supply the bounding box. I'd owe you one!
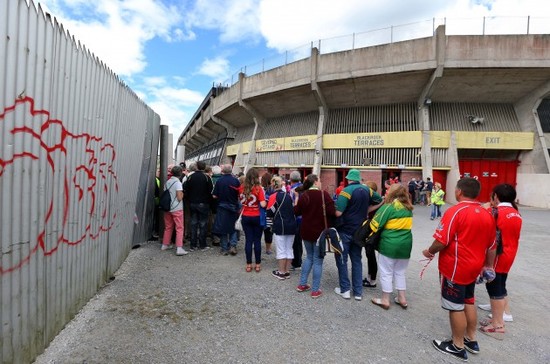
[177,21,550,207]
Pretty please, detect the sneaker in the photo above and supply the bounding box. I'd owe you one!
[362,278,377,288]
[160,244,172,251]
[176,247,188,256]
[463,337,480,354]
[284,272,291,279]
[290,266,301,271]
[432,339,468,362]
[478,303,491,311]
[229,246,237,255]
[220,250,229,256]
[200,246,210,251]
[334,287,351,299]
[354,295,362,301]
[296,284,311,292]
[311,290,323,299]
[189,247,197,252]
[488,312,514,322]
[272,270,286,280]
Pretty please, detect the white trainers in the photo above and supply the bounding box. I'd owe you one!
[176,247,188,256]
[161,244,172,251]
[478,303,491,311]
[334,287,351,299]
[488,312,514,322]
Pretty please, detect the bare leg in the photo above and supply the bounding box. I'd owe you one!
[397,289,407,305]
[449,310,467,348]
[464,303,478,341]
[277,259,286,274]
[490,298,506,329]
[381,291,391,306]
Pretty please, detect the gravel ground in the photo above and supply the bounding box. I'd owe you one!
[34,205,550,364]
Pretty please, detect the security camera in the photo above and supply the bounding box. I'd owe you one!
[467,115,484,124]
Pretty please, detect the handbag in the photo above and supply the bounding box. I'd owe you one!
[259,207,267,228]
[234,209,244,231]
[319,190,343,256]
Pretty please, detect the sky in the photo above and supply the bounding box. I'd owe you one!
[34,0,550,149]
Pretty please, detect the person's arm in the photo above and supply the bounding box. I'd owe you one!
[257,186,267,208]
[325,191,337,217]
[368,201,384,213]
[484,247,496,269]
[422,239,446,258]
[176,190,183,202]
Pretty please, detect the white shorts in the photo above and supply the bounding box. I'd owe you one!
[273,234,294,260]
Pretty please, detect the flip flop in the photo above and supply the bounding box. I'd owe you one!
[479,325,505,340]
[394,297,408,309]
[479,318,492,327]
[371,298,390,310]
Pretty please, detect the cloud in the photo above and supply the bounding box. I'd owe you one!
[256,0,550,52]
[197,57,230,82]
[186,0,262,43]
[37,0,184,76]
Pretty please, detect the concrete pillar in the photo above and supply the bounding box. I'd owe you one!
[514,81,550,174]
[446,131,461,204]
[311,47,328,176]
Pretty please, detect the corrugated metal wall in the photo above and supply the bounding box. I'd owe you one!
[430,103,521,131]
[0,1,160,363]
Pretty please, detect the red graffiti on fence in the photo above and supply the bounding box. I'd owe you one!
[0,97,119,274]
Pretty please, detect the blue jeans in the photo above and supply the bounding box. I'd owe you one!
[299,240,324,292]
[335,232,363,297]
[190,203,210,248]
[242,215,263,264]
[220,230,238,252]
[431,204,442,219]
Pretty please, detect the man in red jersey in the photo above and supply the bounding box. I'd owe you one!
[422,178,496,362]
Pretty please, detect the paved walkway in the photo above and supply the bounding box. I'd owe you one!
[35,205,550,363]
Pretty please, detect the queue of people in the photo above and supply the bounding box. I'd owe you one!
[157,163,521,362]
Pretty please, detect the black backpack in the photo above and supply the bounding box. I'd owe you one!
[353,218,383,255]
[159,181,177,212]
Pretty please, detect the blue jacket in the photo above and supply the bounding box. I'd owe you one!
[267,190,297,236]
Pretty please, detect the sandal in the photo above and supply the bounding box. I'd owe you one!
[479,324,505,340]
[255,264,261,272]
[479,318,492,327]
[394,297,408,309]
[371,298,390,310]
[246,264,252,273]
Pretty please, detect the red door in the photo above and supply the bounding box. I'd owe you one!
[458,160,519,202]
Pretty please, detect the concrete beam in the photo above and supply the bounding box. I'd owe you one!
[209,101,237,138]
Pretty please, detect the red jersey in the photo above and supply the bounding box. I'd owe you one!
[490,203,522,273]
[239,185,265,217]
[433,201,496,284]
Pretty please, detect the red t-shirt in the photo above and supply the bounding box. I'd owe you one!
[490,203,522,273]
[433,201,496,284]
[239,185,265,217]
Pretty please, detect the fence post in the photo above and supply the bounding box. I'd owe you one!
[483,16,486,35]
[527,15,530,35]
